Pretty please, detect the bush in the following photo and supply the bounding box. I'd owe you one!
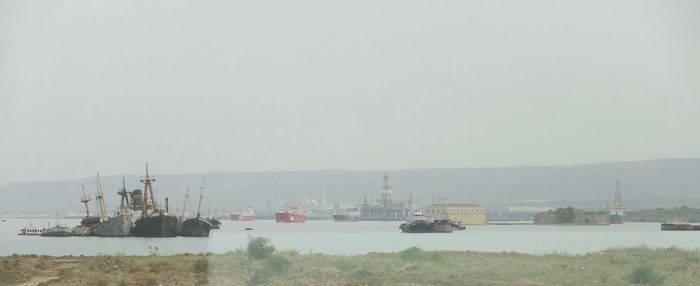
[400,246,424,262]
[265,255,289,274]
[247,236,276,260]
[248,268,270,286]
[193,258,209,273]
[629,264,665,285]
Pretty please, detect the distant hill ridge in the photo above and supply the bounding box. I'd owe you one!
[1,158,699,216]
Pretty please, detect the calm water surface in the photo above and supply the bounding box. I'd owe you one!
[1,219,698,256]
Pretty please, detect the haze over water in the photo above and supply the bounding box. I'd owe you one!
[2,219,698,256]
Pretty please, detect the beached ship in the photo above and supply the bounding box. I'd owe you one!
[18,223,45,236]
[178,180,213,237]
[275,206,307,223]
[130,165,178,237]
[207,217,222,229]
[231,207,256,221]
[333,208,360,222]
[91,176,133,237]
[41,224,73,237]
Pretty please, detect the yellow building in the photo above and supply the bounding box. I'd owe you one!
[423,204,487,225]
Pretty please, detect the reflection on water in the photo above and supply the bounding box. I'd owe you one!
[1,219,698,256]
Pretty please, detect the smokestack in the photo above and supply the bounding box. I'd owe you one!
[165,198,169,213]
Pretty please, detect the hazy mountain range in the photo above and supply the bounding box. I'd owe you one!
[1,158,699,216]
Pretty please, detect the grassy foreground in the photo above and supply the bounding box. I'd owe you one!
[0,239,696,286]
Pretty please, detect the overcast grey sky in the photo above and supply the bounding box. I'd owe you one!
[1,0,699,185]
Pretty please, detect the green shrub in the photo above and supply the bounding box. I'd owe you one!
[400,246,424,262]
[629,264,665,285]
[265,255,289,274]
[247,268,270,285]
[193,258,209,273]
[247,236,276,260]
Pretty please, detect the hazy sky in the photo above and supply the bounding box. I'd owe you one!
[1,0,699,185]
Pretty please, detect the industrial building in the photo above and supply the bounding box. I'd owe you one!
[423,203,487,225]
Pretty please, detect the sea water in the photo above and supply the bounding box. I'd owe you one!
[1,219,699,256]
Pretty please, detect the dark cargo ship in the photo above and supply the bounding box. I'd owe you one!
[130,165,178,237]
[178,181,213,237]
[179,217,212,237]
[399,211,453,233]
[661,222,700,231]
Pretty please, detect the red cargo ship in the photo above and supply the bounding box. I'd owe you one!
[274,207,307,223]
[231,207,255,221]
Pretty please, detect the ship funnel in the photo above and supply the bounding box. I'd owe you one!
[165,197,170,213]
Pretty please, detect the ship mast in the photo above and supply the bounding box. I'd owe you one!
[140,163,157,217]
[95,173,108,221]
[182,186,190,219]
[196,177,205,219]
[80,184,91,217]
[614,178,623,208]
[118,177,130,210]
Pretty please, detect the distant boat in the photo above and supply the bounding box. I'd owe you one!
[333,208,360,222]
[661,220,700,231]
[231,207,256,221]
[275,206,307,223]
[41,224,73,237]
[399,211,453,233]
[18,223,44,236]
[245,227,253,231]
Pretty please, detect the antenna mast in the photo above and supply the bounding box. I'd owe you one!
[381,171,392,204]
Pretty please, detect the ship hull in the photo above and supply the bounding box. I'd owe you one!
[661,223,700,231]
[333,214,359,222]
[131,214,178,237]
[275,212,307,223]
[231,214,255,221]
[178,218,212,237]
[400,220,453,233]
[609,214,624,224]
[92,215,132,237]
[41,227,73,237]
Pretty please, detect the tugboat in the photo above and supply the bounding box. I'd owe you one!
[399,211,453,233]
[333,208,360,222]
[275,206,307,223]
[91,175,133,237]
[178,178,212,237]
[130,164,178,237]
